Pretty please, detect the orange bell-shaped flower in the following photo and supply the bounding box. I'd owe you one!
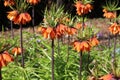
[75,1,93,15]
[12,47,21,55]
[7,10,19,21]
[73,41,81,52]
[39,27,56,40]
[14,12,31,25]
[80,41,91,52]
[66,27,77,35]
[4,0,15,7]
[73,41,91,52]
[56,24,67,38]
[109,23,120,35]
[89,37,99,47]
[27,0,40,5]
[0,51,14,68]
[103,12,116,19]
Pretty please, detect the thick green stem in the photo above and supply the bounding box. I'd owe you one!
[79,51,82,80]
[51,39,54,80]
[20,24,24,68]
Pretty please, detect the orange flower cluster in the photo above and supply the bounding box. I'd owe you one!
[0,51,14,68]
[12,47,21,55]
[75,1,93,15]
[89,37,99,47]
[27,0,40,5]
[66,27,77,35]
[56,24,67,38]
[73,41,91,52]
[103,9,116,19]
[73,37,99,52]
[38,24,77,40]
[7,10,19,21]
[109,23,120,35]
[4,0,15,7]
[38,27,56,40]
[7,11,31,25]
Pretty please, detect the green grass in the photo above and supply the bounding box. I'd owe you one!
[0,31,120,80]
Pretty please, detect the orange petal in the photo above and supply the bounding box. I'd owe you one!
[99,74,113,80]
[2,51,14,62]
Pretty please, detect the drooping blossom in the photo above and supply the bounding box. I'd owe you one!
[27,0,40,5]
[14,12,31,25]
[89,37,99,47]
[66,27,77,35]
[0,51,14,68]
[56,24,67,38]
[75,1,93,15]
[73,41,91,52]
[12,47,21,55]
[4,0,15,7]
[103,9,116,19]
[7,10,19,21]
[38,27,56,40]
[109,23,120,35]
[7,11,31,25]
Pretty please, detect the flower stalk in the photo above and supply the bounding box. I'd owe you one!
[51,39,54,80]
[112,34,117,70]
[32,5,35,33]
[20,24,24,68]
[0,69,2,80]
[79,51,82,80]
[108,19,112,49]
[11,21,14,39]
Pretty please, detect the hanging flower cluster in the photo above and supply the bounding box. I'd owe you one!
[6,0,32,25]
[38,24,77,40]
[4,0,15,7]
[108,23,120,35]
[7,11,31,25]
[56,24,67,38]
[73,40,91,52]
[38,27,56,40]
[103,9,116,19]
[38,5,77,40]
[0,51,14,68]
[89,37,99,47]
[73,37,99,52]
[75,1,93,15]
[102,0,120,19]
[12,47,21,55]
[27,0,40,5]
